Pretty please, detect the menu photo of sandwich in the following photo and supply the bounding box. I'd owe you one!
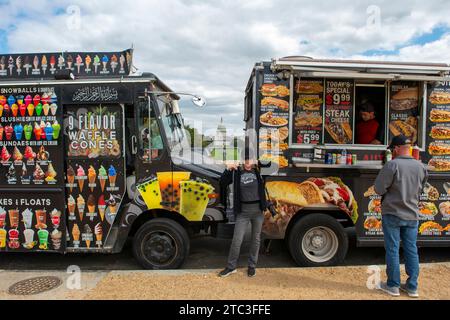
[297,95,323,111]
[438,201,450,218]
[429,90,450,105]
[296,80,323,94]
[389,120,417,143]
[295,111,322,128]
[259,126,289,142]
[422,183,439,201]
[261,97,289,111]
[259,140,288,152]
[259,153,289,168]
[325,122,352,144]
[390,87,418,111]
[419,221,443,235]
[428,142,450,156]
[260,111,288,127]
[430,109,450,122]
[430,126,450,140]
[418,202,438,219]
[428,158,450,171]
[260,84,289,97]
[363,216,382,231]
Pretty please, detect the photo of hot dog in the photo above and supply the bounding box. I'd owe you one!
[389,120,417,143]
[430,109,450,122]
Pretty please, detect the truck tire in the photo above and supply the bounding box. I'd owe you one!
[133,218,190,269]
[287,214,348,267]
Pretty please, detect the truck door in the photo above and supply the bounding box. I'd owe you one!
[0,87,66,253]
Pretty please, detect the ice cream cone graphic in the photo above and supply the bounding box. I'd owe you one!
[88,204,95,214]
[85,240,91,248]
[95,223,103,248]
[78,179,84,192]
[98,195,106,221]
[68,195,76,217]
[72,224,80,242]
[108,165,117,188]
[99,178,106,192]
[88,165,96,192]
[77,194,85,221]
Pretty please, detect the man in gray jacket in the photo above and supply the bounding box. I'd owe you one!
[374,135,428,298]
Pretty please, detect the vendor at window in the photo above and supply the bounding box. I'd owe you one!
[356,99,383,145]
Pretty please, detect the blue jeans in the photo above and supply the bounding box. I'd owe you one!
[382,214,419,291]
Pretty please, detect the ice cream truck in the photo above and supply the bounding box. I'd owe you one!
[0,49,228,269]
[244,56,450,266]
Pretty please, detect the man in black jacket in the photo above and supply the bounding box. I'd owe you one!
[218,149,269,278]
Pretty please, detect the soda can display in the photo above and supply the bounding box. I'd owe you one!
[352,154,357,165]
[332,153,337,164]
[347,154,352,165]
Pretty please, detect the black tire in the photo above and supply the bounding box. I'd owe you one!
[133,218,190,270]
[287,214,348,267]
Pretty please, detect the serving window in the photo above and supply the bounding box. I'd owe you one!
[290,77,425,149]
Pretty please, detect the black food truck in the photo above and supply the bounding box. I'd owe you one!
[245,56,450,266]
[0,49,227,269]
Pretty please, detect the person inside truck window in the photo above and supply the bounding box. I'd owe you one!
[356,99,383,144]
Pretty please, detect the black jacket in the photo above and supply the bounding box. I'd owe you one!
[219,163,269,218]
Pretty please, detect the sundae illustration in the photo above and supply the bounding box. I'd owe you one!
[45,163,57,183]
[21,163,30,183]
[1,146,11,163]
[13,146,23,162]
[51,229,62,250]
[107,194,117,216]
[50,209,61,229]
[75,54,83,73]
[24,146,36,161]
[6,164,16,184]
[85,54,92,71]
[66,54,73,69]
[8,229,20,249]
[51,103,58,116]
[93,55,100,73]
[37,145,49,161]
[32,55,39,70]
[33,164,45,182]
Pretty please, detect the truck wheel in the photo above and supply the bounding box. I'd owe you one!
[133,218,190,269]
[287,214,348,267]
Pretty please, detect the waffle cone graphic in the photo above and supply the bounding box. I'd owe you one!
[85,240,91,248]
[78,206,84,221]
[67,175,75,192]
[78,179,84,192]
[109,205,117,214]
[99,177,107,192]
[88,205,95,214]
[88,174,96,192]
[98,207,105,221]
[109,175,116,188]
[68,203,76,215]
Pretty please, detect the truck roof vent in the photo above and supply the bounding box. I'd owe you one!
[281,55,314,60]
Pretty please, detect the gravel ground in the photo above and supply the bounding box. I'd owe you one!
[84,263,450,300]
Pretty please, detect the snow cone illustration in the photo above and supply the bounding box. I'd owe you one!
[179,179,214,221]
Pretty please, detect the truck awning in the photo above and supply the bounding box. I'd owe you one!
[272,57,450,81]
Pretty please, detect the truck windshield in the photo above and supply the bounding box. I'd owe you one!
[156,97,187,150]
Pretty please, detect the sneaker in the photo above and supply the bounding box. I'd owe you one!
[400,284,419,298]
[377,282,400,296]
[247,267,256,277]
[218,268,236,278]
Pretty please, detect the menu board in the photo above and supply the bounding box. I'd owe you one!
[292,78,324,145]
[358,179,450,239]
[0,87,63,186]
[258,71,289,169]
[0,49,132,80]
[324,80,354,144]
[426,82,450,172]
[0,191,66,252]
[388,82,419,145]
[64,104,125,249]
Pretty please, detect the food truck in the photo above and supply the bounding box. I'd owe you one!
[245,56,450,266]
[0,49,227,269]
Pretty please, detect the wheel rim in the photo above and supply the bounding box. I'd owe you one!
[301,226,339,263]
[142,231,178,267]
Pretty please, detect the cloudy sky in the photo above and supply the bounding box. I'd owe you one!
[1,0,450,136]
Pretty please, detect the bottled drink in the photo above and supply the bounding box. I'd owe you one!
[385,149,392,162]
[412,145,420,160]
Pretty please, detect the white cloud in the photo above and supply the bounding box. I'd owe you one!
[2,0,450,135]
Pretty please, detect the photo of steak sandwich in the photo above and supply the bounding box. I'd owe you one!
[364,216,382,231]
[422,183,439,201]
[297,96,323,111]
[429,91,450,105]
[389,120,417,143]
[428,158,450,171]
[428,142,450,156]
[325,122,352,144]
[261,97,289,110]
[430,126,450,139]
[390,87,418,110]
[430,109,450,122]
[296,80,323,94]
[295,111,323,127]
[260,83,278,96]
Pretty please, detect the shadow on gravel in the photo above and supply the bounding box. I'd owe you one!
[0,228,448,271]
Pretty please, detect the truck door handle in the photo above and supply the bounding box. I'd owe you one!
[131,135,137,155]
